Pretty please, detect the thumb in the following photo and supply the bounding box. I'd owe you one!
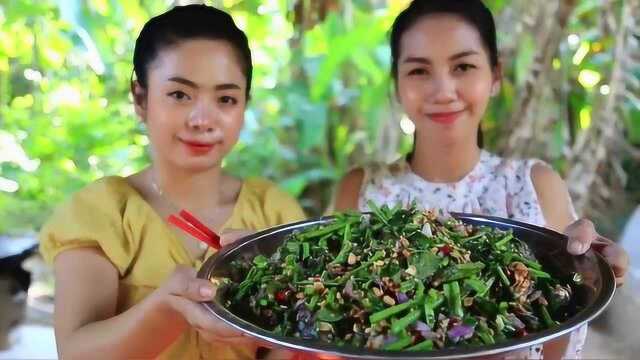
[164,265,217,302]
[564,219,597,255]
[220,229,255,247]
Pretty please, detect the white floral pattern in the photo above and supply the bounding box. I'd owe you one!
[358,150,547,224]
[358,150,586,359]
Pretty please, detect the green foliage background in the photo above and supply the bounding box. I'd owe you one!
[0,0,638,236]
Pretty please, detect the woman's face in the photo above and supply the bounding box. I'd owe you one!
[396,14,499,146]
[134,39,247,172]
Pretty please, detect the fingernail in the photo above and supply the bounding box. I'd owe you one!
[569,241,586,254]
[200,286,214,298]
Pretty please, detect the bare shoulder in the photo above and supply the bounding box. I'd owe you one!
[530,162,570,202]
[530,162,565,187]
[530,162,574,231]
[333,168,365,212]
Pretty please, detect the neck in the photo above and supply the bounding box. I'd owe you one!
[151,162,224,214]
[409,133,481,183]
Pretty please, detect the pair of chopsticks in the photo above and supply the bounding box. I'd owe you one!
[167,210,221,250]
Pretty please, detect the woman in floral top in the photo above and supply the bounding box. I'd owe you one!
[333,1,629,358]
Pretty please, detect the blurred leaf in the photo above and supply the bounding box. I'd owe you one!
[1,0,638,234]
[623,106,640,145]
[514,34,535,86]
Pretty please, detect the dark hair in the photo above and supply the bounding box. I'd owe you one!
[391,0,499,149]
[133,4,252,99]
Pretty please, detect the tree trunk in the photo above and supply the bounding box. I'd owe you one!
[500,0,578,157]
[566,0,636,214]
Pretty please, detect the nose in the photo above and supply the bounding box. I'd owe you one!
[186,100,216,132]
[430,74,457,104]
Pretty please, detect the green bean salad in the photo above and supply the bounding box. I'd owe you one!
[218,203,576,351]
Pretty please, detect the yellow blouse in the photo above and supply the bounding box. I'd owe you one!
[39,176,306,359]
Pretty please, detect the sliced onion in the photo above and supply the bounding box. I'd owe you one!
[396,292,409,304]
[343,279,355,298]
[447,324,475,343]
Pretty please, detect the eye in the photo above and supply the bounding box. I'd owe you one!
[168,91,191,101]
[219,96,238,105]
[454,63,476,73]
[408,68,429,76]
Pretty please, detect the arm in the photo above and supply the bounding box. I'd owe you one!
[54,247,180,359]
[529,164,577,360]
[531,163,628,285]
[530,163,629,359]
[530,163,575,232]
[332,168,365,212]
[54,247,249,359]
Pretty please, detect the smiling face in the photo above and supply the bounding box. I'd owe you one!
[396,14,500,146]
[133,39,247,172]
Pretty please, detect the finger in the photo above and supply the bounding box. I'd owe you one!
[167,295,205,327]
[172,264,197,278]
[599,243,629,279]
[590,235,614,252]
[591,242,628,287]
[196,328,253,345]
[220,229,254,247]
[564,219,597,255]
[262,348,297,360]
[592,235,614,245]
[165,266,216,301]
[172,296,246,338]
[252,337,283,350]
[169,296,249,345]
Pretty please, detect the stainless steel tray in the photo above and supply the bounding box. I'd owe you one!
[198,213,616,359]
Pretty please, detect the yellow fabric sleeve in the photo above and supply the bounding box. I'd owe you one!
[39,177,137,276]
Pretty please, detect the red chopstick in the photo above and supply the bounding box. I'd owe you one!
[178,210,218,241]
[167,210,221,250]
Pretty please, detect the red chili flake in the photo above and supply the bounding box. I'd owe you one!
[516,328,528,338]
[439,245,452,256]
[275,290,290,304]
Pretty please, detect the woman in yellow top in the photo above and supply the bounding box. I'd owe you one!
[39,5,303,359]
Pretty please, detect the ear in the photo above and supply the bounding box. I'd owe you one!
[131,80,148,121]
[490,62,503,97]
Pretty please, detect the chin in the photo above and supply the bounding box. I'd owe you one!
[173,156,223,173]
[420,122,461,138]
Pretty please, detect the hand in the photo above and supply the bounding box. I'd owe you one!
[564,219,629,287]
[260,347,296,360]
[260,348,338,360]
[155,266,254,345]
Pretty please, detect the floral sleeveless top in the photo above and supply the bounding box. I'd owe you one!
[357,150,586,359]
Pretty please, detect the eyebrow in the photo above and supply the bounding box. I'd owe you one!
[167,76,241,91]
[402,50,480,64]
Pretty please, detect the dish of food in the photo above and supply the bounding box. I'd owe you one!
[198,204,615,359]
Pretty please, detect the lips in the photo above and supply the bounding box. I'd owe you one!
[427,109,466,125]
[179,138,217,155]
